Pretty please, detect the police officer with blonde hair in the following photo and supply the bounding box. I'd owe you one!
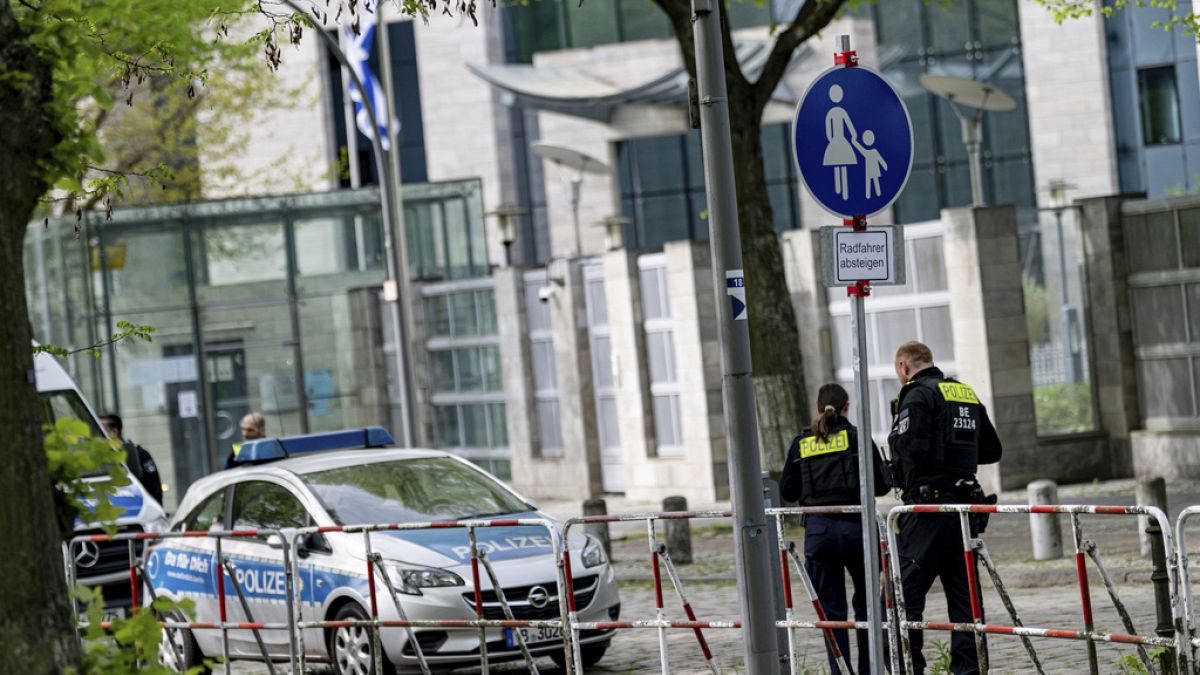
[781,383,890,674]
[889,341,1002,674]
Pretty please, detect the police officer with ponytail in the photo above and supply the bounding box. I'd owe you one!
[888,340,1002,675]
[781,383,890,675]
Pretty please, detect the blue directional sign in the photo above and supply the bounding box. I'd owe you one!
[792,66,914,219]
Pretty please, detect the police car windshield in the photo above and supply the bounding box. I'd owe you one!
[301,457,531,525]
[40,391,109,477]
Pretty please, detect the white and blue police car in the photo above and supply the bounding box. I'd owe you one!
[147,427,619,674]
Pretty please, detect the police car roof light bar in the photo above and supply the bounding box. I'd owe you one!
[234,426,396,463]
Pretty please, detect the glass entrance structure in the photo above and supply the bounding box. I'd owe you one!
[25,181,490,510]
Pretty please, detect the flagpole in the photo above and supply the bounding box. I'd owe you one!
[286,0,415,447]
[336,27,362,188]
[372,1,418,449]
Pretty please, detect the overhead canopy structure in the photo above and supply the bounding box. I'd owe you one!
[468,41,807,122]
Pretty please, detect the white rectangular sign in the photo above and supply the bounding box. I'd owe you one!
[820,225,906,287]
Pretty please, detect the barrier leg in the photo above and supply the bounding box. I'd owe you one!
[886,512,915,675]
[216,537,231,675]
[786,542,853,675]
[649,519,671,675]
[1174,513,1197,672]
[221,557,277,675]
[477,552,539,674]
[289,535,309,675]
[560,544,583,675]
[368,551,433,675]
[879,530,903,675]
[279,535,299,675]
[655,542,721,675]
[959,512,987,674]
[973,540,1045,675]
[1071,514,1101,675]
[468,525,489,674]
[773,517,798,675]
[364,531,384,675]
[1081,539,1158,675]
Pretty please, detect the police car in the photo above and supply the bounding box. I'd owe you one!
[147,427,619,673]
[37,349,168,616]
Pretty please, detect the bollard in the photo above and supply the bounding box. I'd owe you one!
[583,497,612,559]
[1027,480,1063,560]
[662,495,693,565]
[1137,477,1168,558]
[1147,520,1176,674]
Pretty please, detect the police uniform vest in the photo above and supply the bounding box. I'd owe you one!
[792,421,862,507]
[896,375,982,477]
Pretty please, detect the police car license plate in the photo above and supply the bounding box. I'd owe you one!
[504,626,562,648]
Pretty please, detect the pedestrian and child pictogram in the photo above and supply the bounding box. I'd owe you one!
[793,66,914,218]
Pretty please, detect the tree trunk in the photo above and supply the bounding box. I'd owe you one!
[0,1,81,671]
[727,95,809,472]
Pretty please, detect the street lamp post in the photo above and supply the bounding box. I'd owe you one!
[1046,179,1081,384]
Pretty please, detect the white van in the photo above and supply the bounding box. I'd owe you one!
[36,350,168,614]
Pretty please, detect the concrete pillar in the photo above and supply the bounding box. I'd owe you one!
[1027,480,1063,560]
[494,267,539,493]
[549,257,603,495]
[1137,476,1168,558]
[781,229,834,417]
[602,249,653,493]
[941,205,1037,493]
[662,495,693,565]
[1077,195,1141,476]
[582,497,611,559]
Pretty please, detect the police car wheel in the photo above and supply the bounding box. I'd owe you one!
[329,603,396,675]
[550,641,610,669]
[158,610,208,673]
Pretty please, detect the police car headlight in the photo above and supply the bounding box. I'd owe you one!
[385,563,464,596]
[582,535,607,568]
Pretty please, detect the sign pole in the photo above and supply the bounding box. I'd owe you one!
[836,35,887,675]
[690,0,780,672]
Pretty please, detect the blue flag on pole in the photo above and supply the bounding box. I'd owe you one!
[342,9,390,151]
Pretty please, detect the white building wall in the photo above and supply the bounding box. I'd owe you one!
[1017,1,1120,203]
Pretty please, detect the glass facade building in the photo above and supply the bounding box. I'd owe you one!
[25,180,492,509]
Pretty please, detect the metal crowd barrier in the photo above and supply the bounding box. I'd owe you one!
[65,527,300,674]
[1175,505,1200,671]
[65,503,1200,674]
[885,503,1185,675]
[284,516,569,675]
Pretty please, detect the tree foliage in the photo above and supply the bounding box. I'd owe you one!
[1035,0,1200,38]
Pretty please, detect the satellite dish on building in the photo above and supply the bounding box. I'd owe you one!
[919,74,1016,207]
[531,142,610,256]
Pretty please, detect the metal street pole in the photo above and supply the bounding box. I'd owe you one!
[1054,207,1078,384]
[690,1,779,672]
[285,0,415,445]
[834,30,887,675]
[962,112,985,207]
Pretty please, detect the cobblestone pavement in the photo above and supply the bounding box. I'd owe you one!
[229,480,1200,673]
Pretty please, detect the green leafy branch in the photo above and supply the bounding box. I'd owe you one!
[1035,0,1200,38]
[34,321,156,359]
[45,418,130,537]
[71,585,210,674]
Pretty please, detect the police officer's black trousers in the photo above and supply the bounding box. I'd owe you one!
[805,515,872,675]
[898,513,984,675]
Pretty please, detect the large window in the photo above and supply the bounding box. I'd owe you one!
[874,0,1035,223]
[618,124,801,250]
[638,255,683,456]
[827,221,955,441]
[424,280,510,479]
[326,20,427,186]
[1138,66,1182,146]
[504,0,771,63]
[405,187,489,282]
[524,270,564,457]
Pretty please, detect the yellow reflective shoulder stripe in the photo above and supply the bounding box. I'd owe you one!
[938,381,980,404]
[799,429,851,459]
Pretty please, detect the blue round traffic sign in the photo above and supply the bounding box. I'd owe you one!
[792,66,913,219]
